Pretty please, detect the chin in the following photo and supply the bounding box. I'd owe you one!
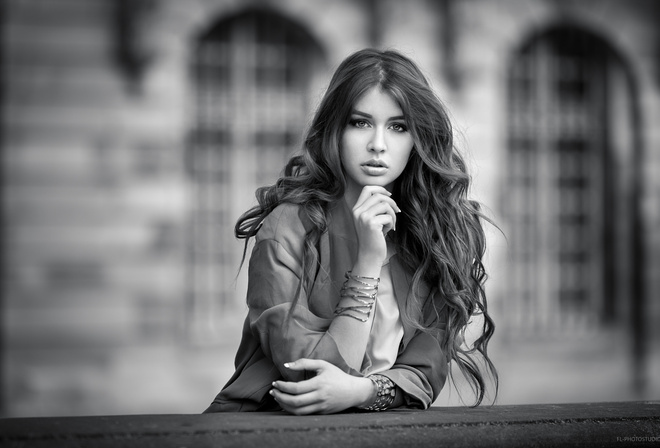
[360,180,389,189]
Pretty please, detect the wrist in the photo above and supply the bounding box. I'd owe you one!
[357,374,397,411]
[334,271,378,322]
[355,376,378,408]
[352,258,382,278]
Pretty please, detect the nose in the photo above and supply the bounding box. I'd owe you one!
[368,127,387,153]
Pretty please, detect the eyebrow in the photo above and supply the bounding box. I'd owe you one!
[352,110,405,121]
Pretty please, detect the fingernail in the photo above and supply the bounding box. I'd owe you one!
[283,363,290,368]
[269,389,275,396]
[272,381,277,387]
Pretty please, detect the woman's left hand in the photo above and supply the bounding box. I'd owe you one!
[270,359,374,415]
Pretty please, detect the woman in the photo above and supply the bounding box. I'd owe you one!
[204,48,497,414]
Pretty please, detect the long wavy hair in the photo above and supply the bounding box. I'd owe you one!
[236,48,497,406]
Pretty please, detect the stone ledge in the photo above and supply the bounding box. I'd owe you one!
[1,401,659,447]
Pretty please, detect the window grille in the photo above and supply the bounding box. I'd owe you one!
[505,27,633,335]
[188,11,324,342]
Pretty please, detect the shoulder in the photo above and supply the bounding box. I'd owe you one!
[256,203,308,254]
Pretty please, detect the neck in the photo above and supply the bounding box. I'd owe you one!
[342,180,362,209]
[343,190,359,210]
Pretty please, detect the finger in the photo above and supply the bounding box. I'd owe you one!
[354,186,392,209]
[276,400,318,416]
[354,191,398,210]
[278,401,325,416]
[355,202,397,231]
[354,193,401,214]
[371,214,395,234]
[272,377,318,395]
[271,388,328,416]
[358,200,398,220]
[283,358,329,372]
[270,388,322,409]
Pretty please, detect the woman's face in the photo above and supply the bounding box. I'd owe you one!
[340,86,414,202]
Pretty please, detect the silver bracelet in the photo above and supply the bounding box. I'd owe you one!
[358,374,396,411]
[334,271,378,322]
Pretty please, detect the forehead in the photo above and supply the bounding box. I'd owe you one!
[353,86,403,116]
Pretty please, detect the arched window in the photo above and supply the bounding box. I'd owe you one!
[187,10,325,341]
[505,26,636,335]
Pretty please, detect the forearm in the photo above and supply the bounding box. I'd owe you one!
[379,335,450,409]
[326,313,373,369]
[326,257,381,370]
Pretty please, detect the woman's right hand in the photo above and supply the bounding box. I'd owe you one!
[351,186,401,274]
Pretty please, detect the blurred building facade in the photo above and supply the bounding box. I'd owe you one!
[1,0,659,416]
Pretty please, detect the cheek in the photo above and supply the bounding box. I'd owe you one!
[338,145,349,169]
[340,132,361,162]
[339,134,349,165]
[396,141,414,169]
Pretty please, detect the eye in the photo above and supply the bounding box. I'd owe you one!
[389,122,408,133]
[349,118,370,129]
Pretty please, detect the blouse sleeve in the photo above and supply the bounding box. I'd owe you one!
[245,205,361,382]
[380,328,449,409]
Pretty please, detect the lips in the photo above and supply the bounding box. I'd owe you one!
[360,159,389,177]
[362,159,389,168]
